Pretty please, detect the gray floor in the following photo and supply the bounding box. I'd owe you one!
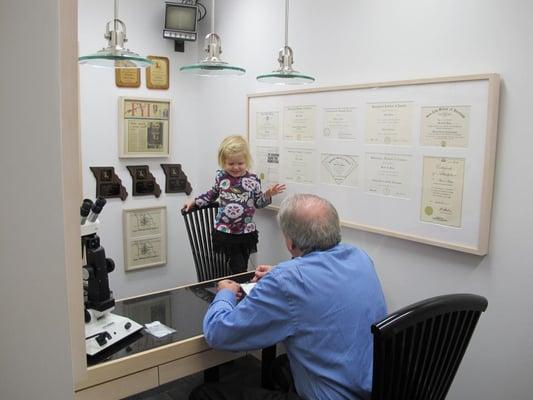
[123,355,262,400]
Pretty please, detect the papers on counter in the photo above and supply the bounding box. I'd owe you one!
[240,282,256,295]
[144,321,176,338]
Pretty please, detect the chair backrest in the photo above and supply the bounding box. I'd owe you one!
[181,203,231,282]
[371,293,488,400]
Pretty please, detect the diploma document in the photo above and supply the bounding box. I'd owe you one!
[322,107,357,140]
[420,106,470,148]
[283,105,316,141]
[364,152,413,199]
[365,102,413,145]
[256,111,280,140]
[421,156,465,227]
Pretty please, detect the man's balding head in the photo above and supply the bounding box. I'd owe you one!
[277,194,341,255]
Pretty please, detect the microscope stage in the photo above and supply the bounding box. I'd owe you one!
[85,312,143,356]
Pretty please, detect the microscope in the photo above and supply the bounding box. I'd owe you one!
[81,198,143,356]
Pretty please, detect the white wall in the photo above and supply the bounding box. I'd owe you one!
[76,0,533,399]
[79,0,205,297]
[0,1,78,399]
[210,1,533,399]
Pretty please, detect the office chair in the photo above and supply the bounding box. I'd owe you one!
[371,293,488,400]
[181,202,232,282]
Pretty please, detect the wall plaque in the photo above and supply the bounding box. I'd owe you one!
[127,165,161,198]
[115,68,141,88]
[89,166,128,200]
[160,164,192,194]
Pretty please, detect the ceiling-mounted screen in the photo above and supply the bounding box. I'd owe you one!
[164,3,198,41]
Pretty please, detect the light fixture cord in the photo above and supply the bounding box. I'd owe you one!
[211,0,215,33]
[114,0,118,32]
[284,0,289,47]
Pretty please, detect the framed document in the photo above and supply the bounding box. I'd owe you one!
[146,56,169,90]
[248,74,501,255]
[115,68,141,88]
[119,97,171,158]
[123,206,167,271]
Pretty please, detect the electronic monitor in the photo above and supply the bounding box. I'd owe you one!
[164,2,198,42]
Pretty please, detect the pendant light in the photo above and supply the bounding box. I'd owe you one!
[179,0,245,76]
[257,0,315,85]
[79,0,153,68]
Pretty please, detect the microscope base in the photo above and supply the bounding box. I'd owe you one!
[85,312,143,356]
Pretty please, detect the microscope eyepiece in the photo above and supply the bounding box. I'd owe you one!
[80,199,93,225]
[87,197,107,223]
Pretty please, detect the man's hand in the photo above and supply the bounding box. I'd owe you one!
[252,265,273,282]
[217,279,242,300]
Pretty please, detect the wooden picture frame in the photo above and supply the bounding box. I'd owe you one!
[119,97,171,158]
[123,206,167,271]
[115,68,141,88]
[247,74,501,255]
[146,56,169,90]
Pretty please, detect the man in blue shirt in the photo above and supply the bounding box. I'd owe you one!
[190,194,387,400]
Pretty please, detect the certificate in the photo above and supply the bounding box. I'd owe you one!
[322,107,357,140]
[320,153,359,187]
[146,56,169,90]
[420,105,470,147]
[255,146,280,186]
[282,147,315,184]
[420,157,465,227]
[283,105,316,141]
[364,152,413,198]
[123,206,167,271]
[256,111,280,140]
[365,102,413,145]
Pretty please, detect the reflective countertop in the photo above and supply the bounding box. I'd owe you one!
[87,272,253,366]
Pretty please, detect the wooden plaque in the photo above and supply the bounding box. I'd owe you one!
[127,165,161,198]
[146,56,169,90]
[160,164,192,194]
[89,166,128,200]
[115,68,141,88]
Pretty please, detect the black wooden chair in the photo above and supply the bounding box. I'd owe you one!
[181,202,232,282]
[371,293,488,400]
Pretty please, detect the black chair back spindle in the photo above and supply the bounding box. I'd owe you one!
[182,203,231,282]
[371,293,488,400]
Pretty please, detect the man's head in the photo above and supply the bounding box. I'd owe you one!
[277,194,341,256]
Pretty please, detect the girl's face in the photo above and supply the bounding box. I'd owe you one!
[223,153,247,177]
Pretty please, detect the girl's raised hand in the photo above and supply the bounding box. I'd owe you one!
[266,183,286,198]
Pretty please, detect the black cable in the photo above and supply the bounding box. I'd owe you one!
[197,1,206,21]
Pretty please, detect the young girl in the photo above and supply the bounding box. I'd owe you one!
[184,135,285,274]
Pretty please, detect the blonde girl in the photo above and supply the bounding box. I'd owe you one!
[184,135,285,274]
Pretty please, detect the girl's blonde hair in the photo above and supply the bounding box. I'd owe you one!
[217,135,252,169]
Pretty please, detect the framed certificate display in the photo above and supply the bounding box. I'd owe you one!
[119,97,171,158]
[123,206,167,271]
[115,68,141,88]
[248,74,501,255]
[146,56,169,90]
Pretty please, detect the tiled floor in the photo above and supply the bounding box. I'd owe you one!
[124,355,262,400]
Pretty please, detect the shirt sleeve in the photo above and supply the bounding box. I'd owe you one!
[203,273,295,351]
[252,176,272,209]
[195,173,220,206]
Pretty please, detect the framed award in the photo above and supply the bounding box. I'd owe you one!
[119,97,171,158]
[146,56,169,90]
[115,68,141,88]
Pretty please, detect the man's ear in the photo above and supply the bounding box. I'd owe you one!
[284,237,295,251]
